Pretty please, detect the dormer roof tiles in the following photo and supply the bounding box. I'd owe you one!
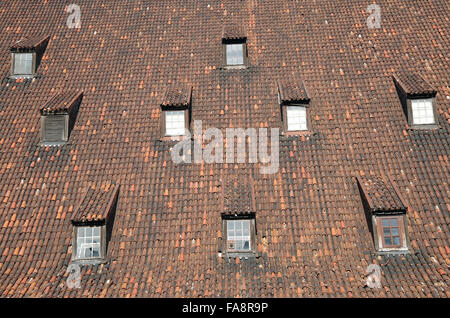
[160,84,192,108]
[40,91,83,115]
[222,24,246,41]
[11,35,50,51]
[356,176,406,214]
[71,184,119,224]
[221,174,256,216]
[393,72,437,97]
[277,80,310,104]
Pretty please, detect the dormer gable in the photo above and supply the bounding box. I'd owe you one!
[10,35,50,78]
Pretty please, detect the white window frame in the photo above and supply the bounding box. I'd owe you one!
[225,43,244,66]
[12,52,34,76]
[226,219,251,251]
[75,226,102,260]
[286,105,308,131]
[411,98,435,125]
[165,110,186,136]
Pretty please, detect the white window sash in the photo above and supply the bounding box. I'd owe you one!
[14,53,33,75]
[411,99,435,125]
[226,44,244,65]
[165,111,186,136]
[286,106,307,131]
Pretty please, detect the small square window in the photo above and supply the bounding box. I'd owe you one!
[411,99,435,125]
[376,215,407,251]
[286,106,307,131]
[76,226,102,260]
[226,219,252,251]
[13,53,33,75]
[165,111,186,136]
[225,44,244,66]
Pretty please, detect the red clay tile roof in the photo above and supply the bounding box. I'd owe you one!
[221,174,256,216]
[356,176,406,213]
[160,84,192,108]
[71,184,119,223]
[40,91,83,115]
[0,0,449,298]
[393,72,437,97]
[11,35,50,50]
[278,80,310,104]
[222,24,246,40]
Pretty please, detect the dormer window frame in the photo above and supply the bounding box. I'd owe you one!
[40,113,69,146]
[72,222,107,264]
[406,96,438,129]
[372,213,409,253]
[222,38,248,69]
[282,103,311,134]
[222,214,256,257]
[11,51,36,78]
[160,106,190,139]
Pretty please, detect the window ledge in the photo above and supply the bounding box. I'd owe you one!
[9,75,35,80]
[221,65,249,70]
[159,135,190,142]
[40,141,67,147]
[281,130,314,137]
[377,248,410,256]
[224,251,257,259]
[407,124,440,130]
[71,258,106,266]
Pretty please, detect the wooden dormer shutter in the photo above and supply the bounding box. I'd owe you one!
[43,115,67,143]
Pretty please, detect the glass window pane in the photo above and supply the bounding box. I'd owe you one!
[382,218,390,227]
[393,237,401,246]
[411,99,435,125]
[390,218,398,227]
[286,106,307,131]
[14,53,33,75]
[391,228,399,236]
[165,111,185,136]
[384,237,392,246]
[226,44,244,65]
[243,240,250,250]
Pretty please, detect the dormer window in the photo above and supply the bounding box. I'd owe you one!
[222,25,247,68]
[221,175,256,256]
[40,91,83,146]
[278,80,311,134]
[160,84,192,138]
[10,35,50,78]
[393,72,438,128]
[356,175,409,253]
[71,184,119,264]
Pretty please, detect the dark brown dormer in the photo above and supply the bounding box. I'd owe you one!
[277,80,312,134]
[356,175,409,253]
[393,72,438,128]
[10,35,50,78]
[71,184,119,265]
[160,84,192,139]
[40,91,83,146]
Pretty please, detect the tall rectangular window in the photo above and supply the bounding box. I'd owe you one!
[76,226,101,259]
[165,110,185,136]
[411,99,435,125]
[226,219,251,251]
[226,44,244,65]
[13,53,33,75]
[286,106,307,131]
[42,115,67,143]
